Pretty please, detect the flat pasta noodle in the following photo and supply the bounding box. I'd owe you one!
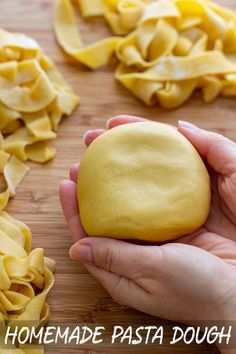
[0,28,76,353]
[4,155,30,196]
[0,28,79,209]
[79,0,105,17]
[53,0,121,69]
[53,0,236,108]
[0,155,29,210]
[0,212,55,354]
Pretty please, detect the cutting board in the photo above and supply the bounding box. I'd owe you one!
[0,0,235,352]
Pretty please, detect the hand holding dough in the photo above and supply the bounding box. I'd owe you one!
[78,122,211,242]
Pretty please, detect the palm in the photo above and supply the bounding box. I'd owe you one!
[177,169,236,267]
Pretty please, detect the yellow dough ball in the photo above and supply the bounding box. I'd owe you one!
[78,122,211,242]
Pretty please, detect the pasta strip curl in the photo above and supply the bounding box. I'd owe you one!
[53,0,236,108]
[0,28,79,209]
[0,212,55,354]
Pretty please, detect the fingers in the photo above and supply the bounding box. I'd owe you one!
[83,263,148,309]
[84,129,106,147]
[84,119,236,175]
[178,121,236,175]
[107,115,146,129]
[70,162,79,183]
[69,237,160,279]
[59,180,87,241]
[83,115,146,147]
[70,237,153,308]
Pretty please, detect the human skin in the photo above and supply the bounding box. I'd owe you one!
[60,116,236,353]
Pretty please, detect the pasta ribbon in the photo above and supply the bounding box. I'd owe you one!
[0,28,79,209]
[0,29,75,353]
[53,0,236,108]
[53,0,121,69]
[0,212,55,354]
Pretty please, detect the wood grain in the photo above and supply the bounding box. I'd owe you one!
[0,0,235,352]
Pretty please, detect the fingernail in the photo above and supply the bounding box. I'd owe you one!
[106,117,114,129]
[178,120,199,130]
[59,179,72,191]
[60,179,70,186]
[69,243,93,263]
[82,130,93,143]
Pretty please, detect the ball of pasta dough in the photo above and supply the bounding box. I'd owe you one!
[78,122,210,242]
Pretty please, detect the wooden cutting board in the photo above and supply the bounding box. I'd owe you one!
[0,0,235,352]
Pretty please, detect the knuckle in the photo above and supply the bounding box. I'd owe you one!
[110,277,126,306]
[101,246,115,272]
[94,241,121,272]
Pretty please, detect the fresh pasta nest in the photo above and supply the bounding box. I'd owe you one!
[53,0,236,108]
[0,211,55,354]
[0,28,79,210]
[78,122,211,242]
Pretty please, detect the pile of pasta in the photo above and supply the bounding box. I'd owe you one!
[0,28,79,353]
[0,211,55,354]
[53,0,236,108]
[0,28,79,210]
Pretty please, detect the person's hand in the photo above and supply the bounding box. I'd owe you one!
[60,115,236,326]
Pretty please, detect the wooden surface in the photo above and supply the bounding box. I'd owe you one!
[0,0,235,352]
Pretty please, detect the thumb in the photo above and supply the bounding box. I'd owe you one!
[69,237,160,279]
[178,121,236,175]
[70,237,156,307]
